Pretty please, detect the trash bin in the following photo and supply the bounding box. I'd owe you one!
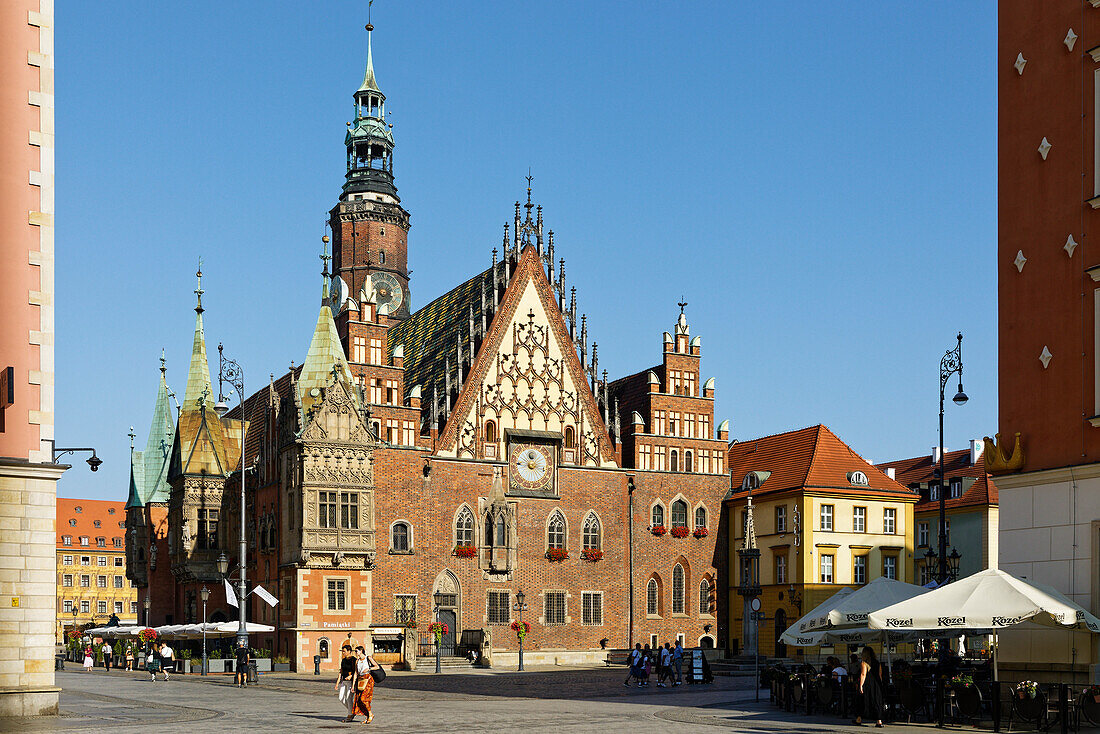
[248,660,258,684]
[54,654,64,671]
[314,655,321,675]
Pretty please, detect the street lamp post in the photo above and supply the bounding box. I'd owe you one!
[143,596,150,627]
[218,343,250,654]
[513,590,528,672]
[432,592,443,674]
[937,333,968,585]
[200,586,210,675]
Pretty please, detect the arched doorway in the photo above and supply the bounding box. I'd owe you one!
[432,570,460,656]
[774,608,787,658]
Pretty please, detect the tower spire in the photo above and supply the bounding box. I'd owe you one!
[194,259,204,314]
[360,19,380,93]
[321,234,332,303]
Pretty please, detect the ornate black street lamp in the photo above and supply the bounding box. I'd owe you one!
[936,333,968,585]
[513,590,528,672]
[200,586,210,675]
[217,343,249,654]
[432,592,444,674]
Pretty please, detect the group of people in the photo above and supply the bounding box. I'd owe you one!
[335,643,384,724]
[145,642,175,681]
[80,641,142,672]
[623,640,689,688]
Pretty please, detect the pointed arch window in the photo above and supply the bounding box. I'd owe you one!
[378,250,386,265]
[547,511,566,550]
[694,506,707,530]
[484,420,497,443]
[582,514,601,550]
[672,564,685,614]
[564,426,576,449]
[651,503,665,528]
[647,578,660,616]
[485,514,494,547]
[700,578,713,615]
[671,500,688,529]
[456,507,474,548]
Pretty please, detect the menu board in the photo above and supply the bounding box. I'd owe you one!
[688,649,705,684]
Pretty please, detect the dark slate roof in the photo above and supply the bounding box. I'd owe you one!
[607,365,659,425]
[875,448,998,510]
[226,366,300,468]
[387,264,499,405]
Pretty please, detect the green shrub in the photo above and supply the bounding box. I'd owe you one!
[210,649,223,660]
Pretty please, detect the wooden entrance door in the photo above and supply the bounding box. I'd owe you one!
[439,610,457,656]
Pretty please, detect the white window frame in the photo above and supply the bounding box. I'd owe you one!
[854,555,867,585]
[820,554,834,583]
[853,506,866,533]
[820,504,833,531]
[918,521,929,547]
[581,591,603,626]
[883,508,897,535]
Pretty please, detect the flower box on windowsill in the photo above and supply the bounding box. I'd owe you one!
[650,525,667,536]
[545,548,569,562]
[453,545,476,558]
[693,527,709,538]
[670,526,691,538]
[580,549,603,562]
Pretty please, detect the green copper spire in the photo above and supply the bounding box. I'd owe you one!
[182,264,215,412]
[358,22,380,93]
[126,426,144,508]
[297,300,355,419]
[142,350,175,504]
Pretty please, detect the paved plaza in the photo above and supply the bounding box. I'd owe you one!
[0,666,1044,733]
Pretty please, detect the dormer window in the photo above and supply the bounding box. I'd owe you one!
[848,471,869,487]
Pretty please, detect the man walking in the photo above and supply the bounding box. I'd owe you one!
[234,643,251,688]
[672,640,684,685]
[101,641,113,672]
[623,643,642,687]
[159,641,174,680]
[657,643,672,687]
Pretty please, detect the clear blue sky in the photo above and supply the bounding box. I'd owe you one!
[55,2,997,500]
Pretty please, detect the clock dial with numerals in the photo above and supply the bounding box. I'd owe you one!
[369,271,404,316]
[509,443,554,492]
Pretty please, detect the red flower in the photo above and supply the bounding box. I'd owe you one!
[581,549,604,562]
[453,545,476,558]
[545,548,569,562]
[670,526,691,538]
[138,627,158,643]
[429,622,448,635]
[650,525,667,536]
[693,527,709,538]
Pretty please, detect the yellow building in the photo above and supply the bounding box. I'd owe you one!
[725,425,917,659]
[56,498,138,640]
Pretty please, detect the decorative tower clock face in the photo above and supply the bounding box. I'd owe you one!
[509,444,554,492]
[370,271,403,315]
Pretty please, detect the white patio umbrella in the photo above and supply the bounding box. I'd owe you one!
[786,587,855,638]
[209,622,274,636]
[867,568,1100,678]
[786,577,930,638]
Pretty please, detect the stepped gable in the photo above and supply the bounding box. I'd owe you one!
[607,364,662,415]
[387,263,496,404]
[875,448,998,510]
[727,424,914,499]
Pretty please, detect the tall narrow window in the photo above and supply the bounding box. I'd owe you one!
[544,591,566,625]
[547,511,566,549]
[684,451,693,472]
[394,595,416,624]
[340,492,359,529]
[582,514,600,550]
[487,590,510,625]
[495,515,506,547]
[647,578,659,616]
[694,506,707,530]
[670,450,679,472]
[883,555,897,580]
[820,504,833,531]
[700,578,713,614]
[775,554,787,584]
[391,522,410,552]
[672,564,685,614]
[651,504,664,528]
[484,420,497,443]
[319,492,337,529]
[582,592,603,625]
[854,555,867,584]
[853,506,866,533]
[776,505,787,533]
[564,426,576,448]
[326,579,347,611]
[455,507,474,547]
[820,554,834,583]
[671,500,688,528]
[883,508,897,535]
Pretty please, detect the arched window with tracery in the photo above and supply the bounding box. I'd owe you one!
[455,507,474,547]
[671,499,688,528]
[582,513,601,550]
[694,506,707,530]
[700,578,712,614]
[547,511,566,549]
[647,578,660,616]
[672,563,685,614]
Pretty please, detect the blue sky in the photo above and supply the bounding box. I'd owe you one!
[55,2,997,499]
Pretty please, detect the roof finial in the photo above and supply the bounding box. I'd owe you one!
[194,258,204,314]
[321,234,332,302]
[160,348,166,376]
[360,2,380,93]
[524,170,534,220]
[678,298,687,315]
[128,425,136,451]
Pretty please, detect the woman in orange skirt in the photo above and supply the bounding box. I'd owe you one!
[350,646,379,724]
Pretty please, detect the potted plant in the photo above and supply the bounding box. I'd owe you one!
[179,648,193,674]
[670,526,691,538]
[429,622,448,649]
[545,548,569,562]
[650,524,666,536]
[208,647,226,674]
[453,545,476,558]
[272,655,291,672]
[692,527,709,538]
[510,620,530,642]
[251,647,272,672]
[580,549,603,562]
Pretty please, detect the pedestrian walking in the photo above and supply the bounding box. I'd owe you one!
[159,642,174,679]
[146,647,167,681]
[349,646,380,723]
[101,641,113,671]
[82,645,94,671]
[639,643,652,687]
[234,643,250,688]
[623,643,642,687]
[125,643,135,671]
[657,643,673,687]
[853,646,884,728]
[336,645,357,722]
[672,640,684,685]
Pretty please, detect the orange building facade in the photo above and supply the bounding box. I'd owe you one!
[0,0,62,717]
[996,0,1100,676]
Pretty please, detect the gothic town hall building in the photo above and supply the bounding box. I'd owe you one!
[125,25,733,671]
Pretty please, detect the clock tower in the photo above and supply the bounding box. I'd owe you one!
[328,21,411,321]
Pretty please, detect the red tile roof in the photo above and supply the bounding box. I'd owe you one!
[57,498,127,550]
[725,424,916,501]
[874,448,998,510]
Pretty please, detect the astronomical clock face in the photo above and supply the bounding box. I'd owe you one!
[509,443,555,494]
[370,271,403,315]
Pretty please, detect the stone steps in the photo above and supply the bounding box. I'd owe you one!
[415,656,477,669]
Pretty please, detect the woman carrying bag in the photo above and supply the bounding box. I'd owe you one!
[349,646,385,723]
